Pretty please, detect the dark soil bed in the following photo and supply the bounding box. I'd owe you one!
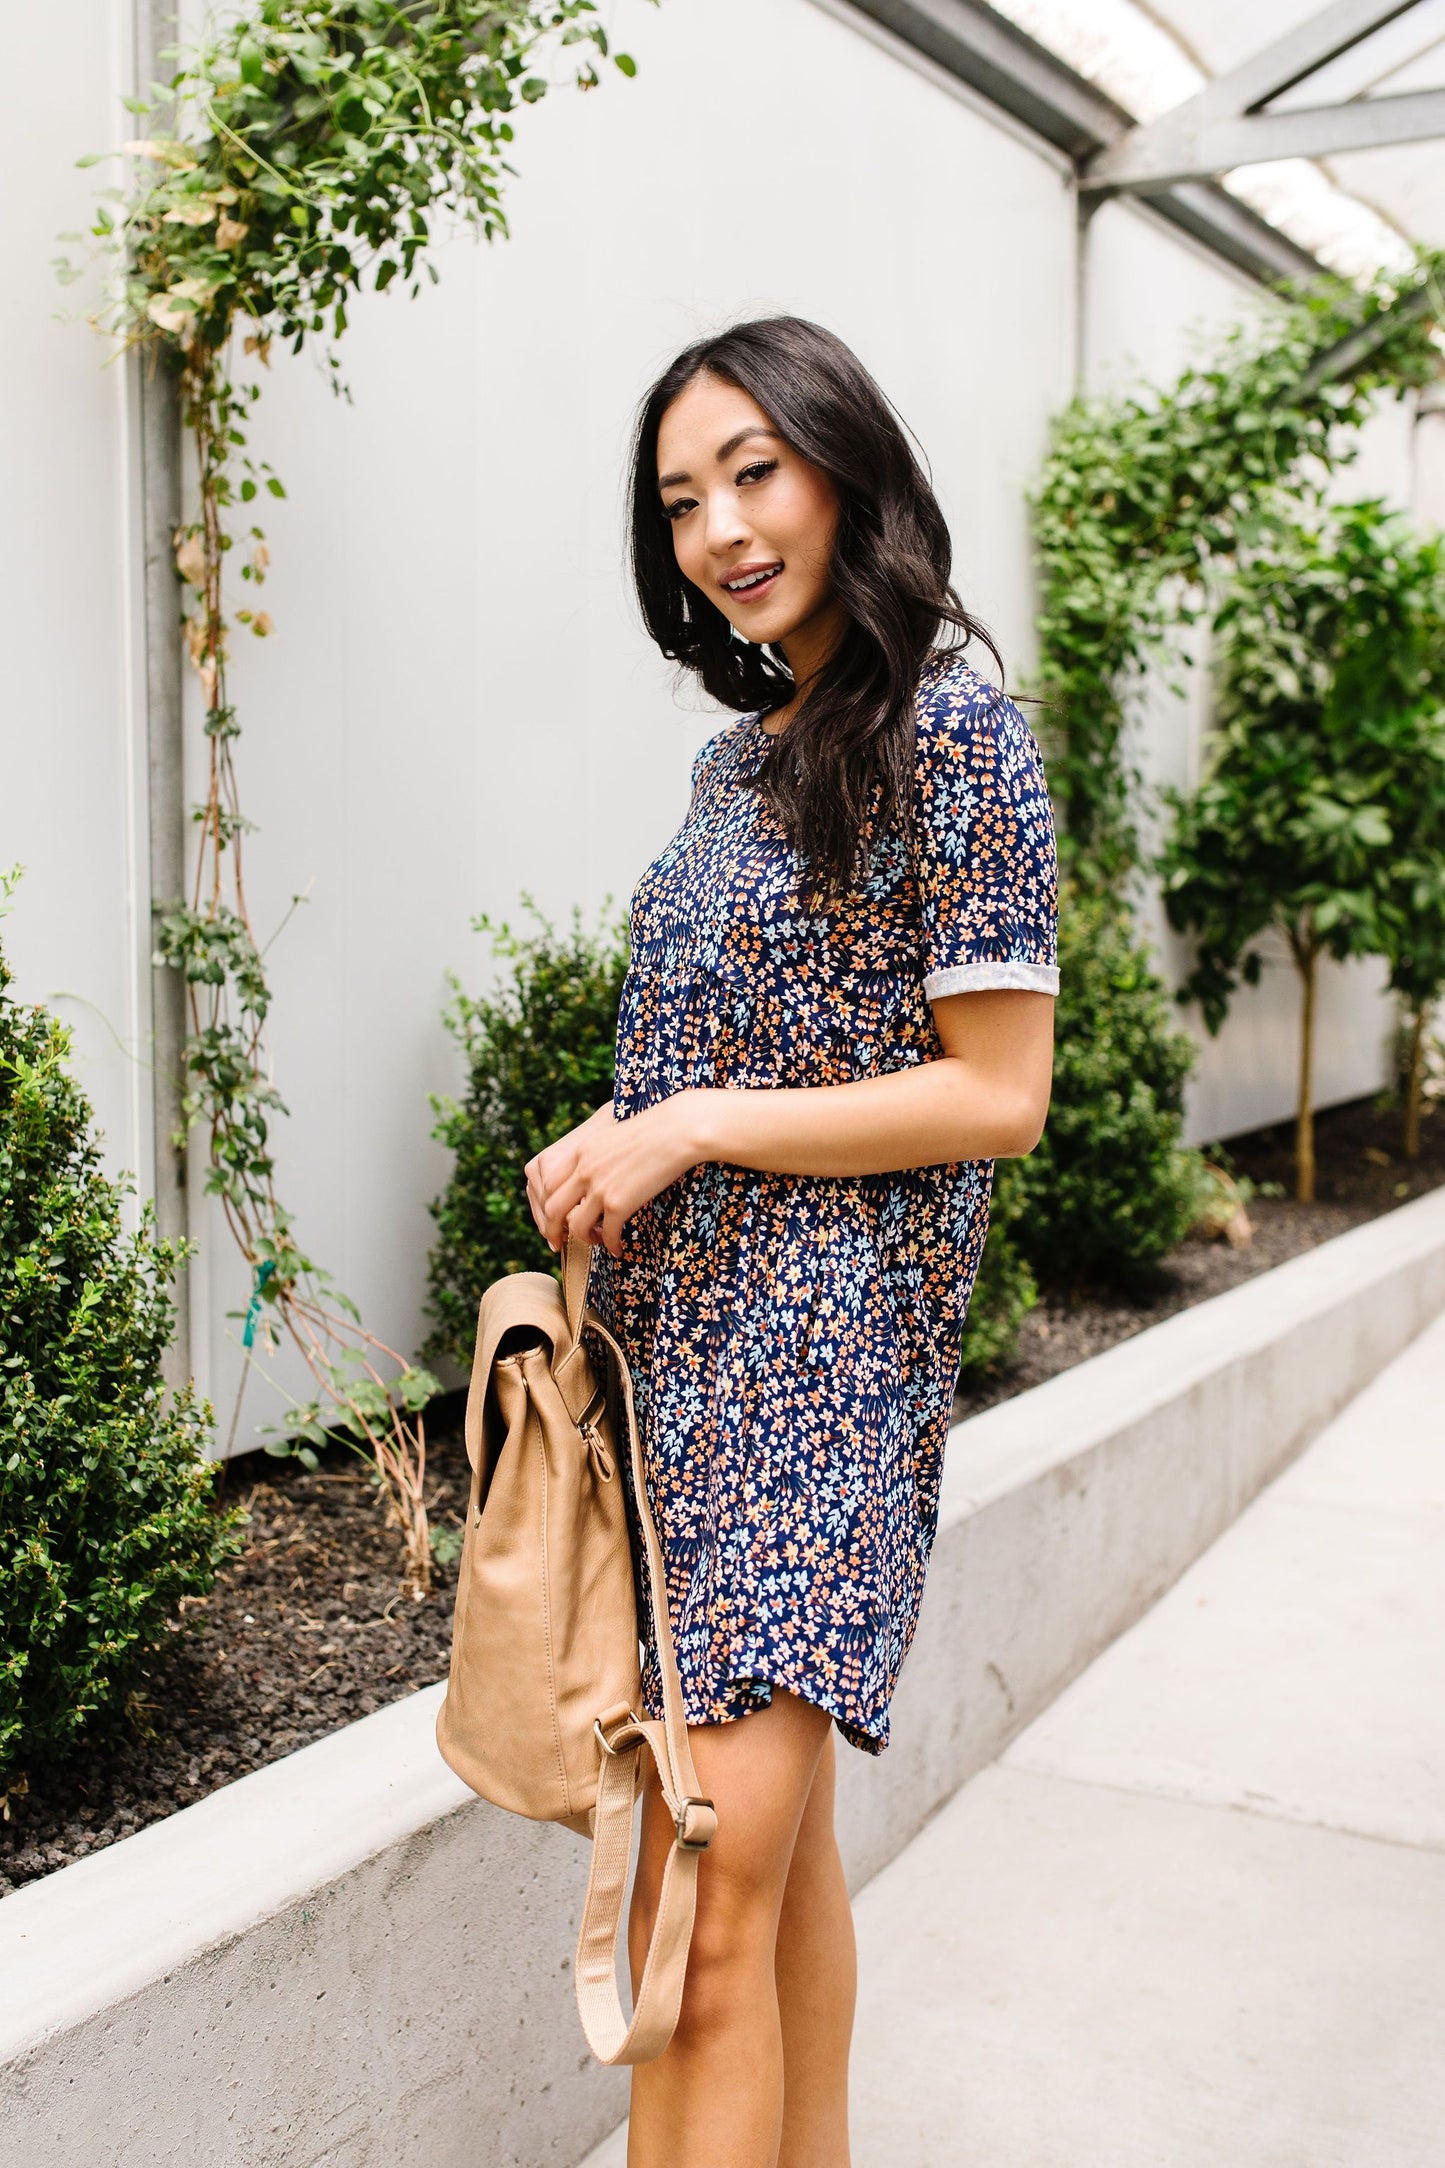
[955,1091,1445,1421]
[4,1090,1442,1895]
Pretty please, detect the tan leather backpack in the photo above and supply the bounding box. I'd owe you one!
[435,1235,716,2065]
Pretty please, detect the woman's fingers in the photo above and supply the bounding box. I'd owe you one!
[524,1106,638,1257]
[542,1164,595,1252]
[523,1155,553,1246]
[599,1204,625,1258]
[525,1143,576,1251]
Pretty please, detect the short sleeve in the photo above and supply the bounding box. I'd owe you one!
[913,664,1060,999]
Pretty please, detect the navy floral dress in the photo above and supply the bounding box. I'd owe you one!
[587,649,1059,1754]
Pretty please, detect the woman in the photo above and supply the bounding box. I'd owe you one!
[524,317,1058,2167]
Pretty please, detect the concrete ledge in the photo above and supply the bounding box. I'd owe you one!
[0,1684,629,2167]
[4,1188,1445,2165]
[835,1185,1445,1884]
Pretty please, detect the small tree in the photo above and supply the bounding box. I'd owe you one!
[1,876,239,1793]
[1161,503,1445,1202]
[425,899,628,1367]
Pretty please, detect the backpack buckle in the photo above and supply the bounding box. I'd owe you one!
[675,1795,716,1851]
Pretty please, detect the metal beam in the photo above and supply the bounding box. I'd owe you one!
[1086,86,1445,193]
[1297,276,1438,392]
[134,0,191,1392]
[1152,182,1324,287]
[842,0,1131,161]
[840,0,1325,285]
[1175,0,1422,121]
[1082,0,1442,194]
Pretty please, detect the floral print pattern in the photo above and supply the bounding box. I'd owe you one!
[586,650,1059,1753]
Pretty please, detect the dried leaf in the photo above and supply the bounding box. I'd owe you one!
[174,534,206,587]
[251,611,275,638]
[216,215,250,248]
[121,137,197,171]
[162,200,218,227]
[146,292,195,333]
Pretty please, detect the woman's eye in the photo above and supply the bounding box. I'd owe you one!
[662,497,695,521]
[737,459,778,485]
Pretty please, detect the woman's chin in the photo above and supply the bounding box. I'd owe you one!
[734,609,796,648]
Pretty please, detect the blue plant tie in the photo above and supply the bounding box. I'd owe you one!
[241,1259,277,1348]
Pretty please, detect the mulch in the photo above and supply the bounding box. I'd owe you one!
[956,1091,1445,1420]
[3,1089,1441,1895]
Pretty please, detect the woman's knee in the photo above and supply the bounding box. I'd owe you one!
[672,1877,778,2037]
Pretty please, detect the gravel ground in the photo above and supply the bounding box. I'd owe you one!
[4,1089,1441,1894]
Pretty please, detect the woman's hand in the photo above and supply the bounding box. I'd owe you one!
[524,1095,704,1258]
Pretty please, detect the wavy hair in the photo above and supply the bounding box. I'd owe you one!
[627,315,1002,901]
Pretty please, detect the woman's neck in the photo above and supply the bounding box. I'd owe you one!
[761,602,850,734]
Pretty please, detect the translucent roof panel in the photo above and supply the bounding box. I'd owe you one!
[990,0,1445,275]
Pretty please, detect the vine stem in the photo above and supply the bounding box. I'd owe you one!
[175,339,433,1596]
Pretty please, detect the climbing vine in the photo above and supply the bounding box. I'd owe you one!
[1031,255,1445,892]
[59,0,644,1594]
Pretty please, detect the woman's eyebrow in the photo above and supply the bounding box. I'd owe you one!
[658,427,781,493]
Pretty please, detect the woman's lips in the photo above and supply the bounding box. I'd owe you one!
[724,565,782,606]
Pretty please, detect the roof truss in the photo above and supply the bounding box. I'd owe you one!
[1082,0,1445,194]
[844,0,1323,283]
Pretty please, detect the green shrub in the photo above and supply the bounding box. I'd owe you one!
[1,890,237,1791]
[957,1160,1037,1382]
[1015,881,1200,1288]
[425,898,630,1368]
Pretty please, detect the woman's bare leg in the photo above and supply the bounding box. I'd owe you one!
[627,1687,831,2168]
[775,1729,855,2167]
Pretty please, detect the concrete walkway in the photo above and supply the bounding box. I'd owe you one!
[581,1310,1445,2167]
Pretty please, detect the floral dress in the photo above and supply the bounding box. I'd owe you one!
[586,649,1059,1753]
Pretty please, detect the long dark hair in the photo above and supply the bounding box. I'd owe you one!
[628,314,1002,901]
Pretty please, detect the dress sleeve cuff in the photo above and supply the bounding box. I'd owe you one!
[923,960,1060,998]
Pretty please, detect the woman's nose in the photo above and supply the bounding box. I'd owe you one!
[705,493,748,556]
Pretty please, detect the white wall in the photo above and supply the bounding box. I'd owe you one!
[0,4,150,1212]
[1,0,1434,1435]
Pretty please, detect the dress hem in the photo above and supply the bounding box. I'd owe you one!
[640,1661,891,1758]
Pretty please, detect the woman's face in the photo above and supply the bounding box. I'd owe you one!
[656,371,846,658]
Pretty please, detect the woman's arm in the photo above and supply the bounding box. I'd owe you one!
[525,988,1054,1257]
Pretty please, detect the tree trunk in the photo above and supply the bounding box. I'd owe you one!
[1295,939,1318,1205]
[1404,1004,1428,1161]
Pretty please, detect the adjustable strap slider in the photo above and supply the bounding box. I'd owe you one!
[674,1795,716,1851]
[593,1705,641,1760]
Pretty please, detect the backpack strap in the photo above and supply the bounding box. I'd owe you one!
[560,1236,717,2065]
